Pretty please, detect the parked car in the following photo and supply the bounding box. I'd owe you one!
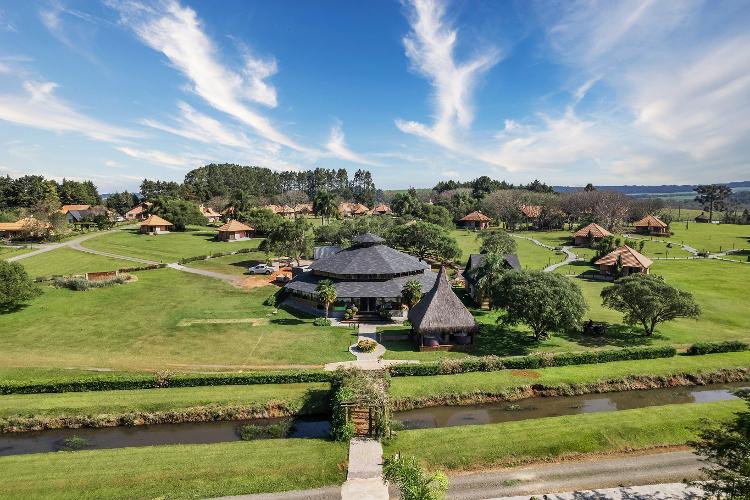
[248,264,274,275]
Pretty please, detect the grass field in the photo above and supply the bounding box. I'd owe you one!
[385,400,743,470]
[669,222,750,253]
[185,249,269,276]
[0,439,347,499]
[81,227,262,263]
[0,382,328,420]
[389,351,750,401]
[18,248,136,278]
[0,246,34,259]
[450,229,565,270]
[0,268,354,375]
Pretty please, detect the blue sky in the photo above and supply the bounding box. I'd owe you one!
[0,0,749,192]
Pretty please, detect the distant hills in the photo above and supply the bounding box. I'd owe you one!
[553,181,750,195]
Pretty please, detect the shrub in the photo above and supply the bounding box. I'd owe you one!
[263,293,279,307]
[313,317,332,327]
[238,419,293,440]
[52,276,127,291]
[59,435,89,451]
[330,368,390,441]
[687,341,748,356]
[357,338,377,353]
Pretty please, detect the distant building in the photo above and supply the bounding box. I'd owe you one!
[694,212,710,223]
[458,211,491,230]
[573,223,613,246]
[139,215,173,234]
[60,204,91,214]
[634,214,669,235]
[339,202,370,217]
[520,205,542,222]
[216,220,253,241]
[463,253,521,308]
[0,217,51,239]
[594,245,653,276]
[370,203,392,215]
[65,206,108,224]
[126,202,151,221]
[294,203,314,216]
[200,205,222,223]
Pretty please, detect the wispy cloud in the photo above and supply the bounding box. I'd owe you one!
[0,81,141,142]
[39,1,105,64]
[0,9,17,32]
[109,0,311,153]
[116,145,200,169]
[325,123,379,166]
[395,0,500,149]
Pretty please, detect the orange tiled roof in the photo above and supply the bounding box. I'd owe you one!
[520,205,542,218]
[460,210,491,222]
[139,215,173,227]
[594,245,653,269]
[634,214,667,228]
[574,223,613,238]
[217,220,253,232]
[126,204,147,215]
[0,217,51,231]
[200,205,221,217]
[371,203,391,214]
[60,204,91,213]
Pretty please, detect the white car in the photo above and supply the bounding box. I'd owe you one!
[248,264,274,275]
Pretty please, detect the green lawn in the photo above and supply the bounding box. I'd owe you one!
[668,222,750,253]
[450,229,481,261]
[185,248,268,277]
[0,439,347,499]
[0,268,354,374]
[515,237,566,270]
[385,400,743,470]
[81,227,263,263]
[0,382,328,420]
[0,246,34,259]
[18,248,136,278]
[389,350,750,402]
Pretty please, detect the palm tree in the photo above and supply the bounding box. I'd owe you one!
[316,279,337,318]
[471,252,510,301]
[401,280,423,309]
[313,190,338,225]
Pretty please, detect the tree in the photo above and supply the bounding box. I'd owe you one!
[315,279,337,318]
[601,274,700,335]
[694,184,733,223]
[106,191,139,216]
[689,391,750,498]
[469,252,513,300]
[313,190,338,224]
[239,207,283,235]
[266,217,312,265]
[0,261,41,312]
[401,280,423,308]
[387,222,460,263]
[477,229,516,255]
[150,197,207,230]
[418,204,453,228]
[383,454,448,500]
[584,183,596,192]
[490,270,587,340]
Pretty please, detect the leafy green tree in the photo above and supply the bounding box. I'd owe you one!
[387,222,460,263]
[0,261,41,312]
[315,279,337,317]
[313,190,338,224]
[105,191,139,216]
[694,184,733,223]
[383,454,448,500]
[58,179,101,205]
[601,274,700,335]
[418,204,453,228]
[469,252,513,300]
[267,217,312,265]
[689,391,750,498]
[401,280,423,308]
[391,189,421,217]
[491,270,587,340]
[150,197,207,231]
[238,207,282,235]
[477,229,516,255]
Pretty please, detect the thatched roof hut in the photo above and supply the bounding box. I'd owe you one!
[408,267,477,349]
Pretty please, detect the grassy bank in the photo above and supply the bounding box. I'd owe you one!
[384,400,743,470]
[184,248,267,276]
[0,438,347,499]
[0,382,329,432]
[390,351,750,405]
[19,247,136,278]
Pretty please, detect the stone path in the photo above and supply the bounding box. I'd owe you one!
[324,323,420,371]
[511,234,580,273]
[341,438,389,500]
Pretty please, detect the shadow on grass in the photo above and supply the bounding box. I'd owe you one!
[0,303,30,315]
[270,318,306,326]
[229,259,264,271]
[558,324,665,348]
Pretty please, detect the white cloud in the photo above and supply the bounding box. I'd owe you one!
[396,0,500,148]
[39,1,103,63]
[116,146,200,169]
[110,0,310,153]
[0,81,141,142]
[325,123,378,166]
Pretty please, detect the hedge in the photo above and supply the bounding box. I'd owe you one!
[0,370,332,395]
[387,346,678,377]
[177,247,256,265]
[686,341,748,356]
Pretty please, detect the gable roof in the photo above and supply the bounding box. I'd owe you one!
[408,267,478,334]
[634,214,667,228]
[60,204,91,213]
[139,214,173,227]
[460,210,491,222]
[574,222,613,239]
[371,203,391,214]
[126,204,148,215]
[594,245,653,269]
[217,220,253,232]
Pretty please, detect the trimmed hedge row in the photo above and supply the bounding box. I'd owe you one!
[388,346,678,377]
[0,370,331,395]
[686,341,748,356]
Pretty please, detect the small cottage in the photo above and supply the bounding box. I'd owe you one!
[408,267,478,351]
[139,215,173,234]
[458,211,491,230]
[370,203,392,215]
[594,245,653,276]
[294,203,314,216]
[216,220,253,241]
[573,223,613,246]
[200,205,222,223]
[694,212,710,223]
[0,217,51,239]
[634,214,669,235]
[126,202,151,220]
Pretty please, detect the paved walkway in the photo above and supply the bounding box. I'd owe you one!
[341,438,389,500]
[166,263,241,283]
[511,234,580,273]
[496,483,703,500]
[4,229,116,262]
[324,323,420,371]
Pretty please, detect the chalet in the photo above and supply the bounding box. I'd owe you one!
[408,267,478,350]
[285,232,437,317]
[139,215,173,235]
[594,245,653,276]
[573,223,613,246]
[216,220,253,241]
[60,204,91,215]
[370,203,392,215]
[200,205,222,223]
[634,214,669,235]
[694,212,710,223]
[126,202,151,221]
[340,202,370,217]
[458,211,491,230]
[463,253,521,308]
[0,217,51,239]
[294,203,314,216]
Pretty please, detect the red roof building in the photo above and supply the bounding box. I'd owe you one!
[216,220,254,241]
[594,245,653,276]
[573,223,613,246]
[458,210,491,230]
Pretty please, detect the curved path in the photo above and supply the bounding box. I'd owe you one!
[511,234,579,273]
[4,230,117,262]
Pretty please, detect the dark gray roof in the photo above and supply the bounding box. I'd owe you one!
[285,269,437,299]
[310,239,429,277]
[464,253,521,285]
[313,245,342,260]
[408,267,477,333]
[354,232,385,244]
